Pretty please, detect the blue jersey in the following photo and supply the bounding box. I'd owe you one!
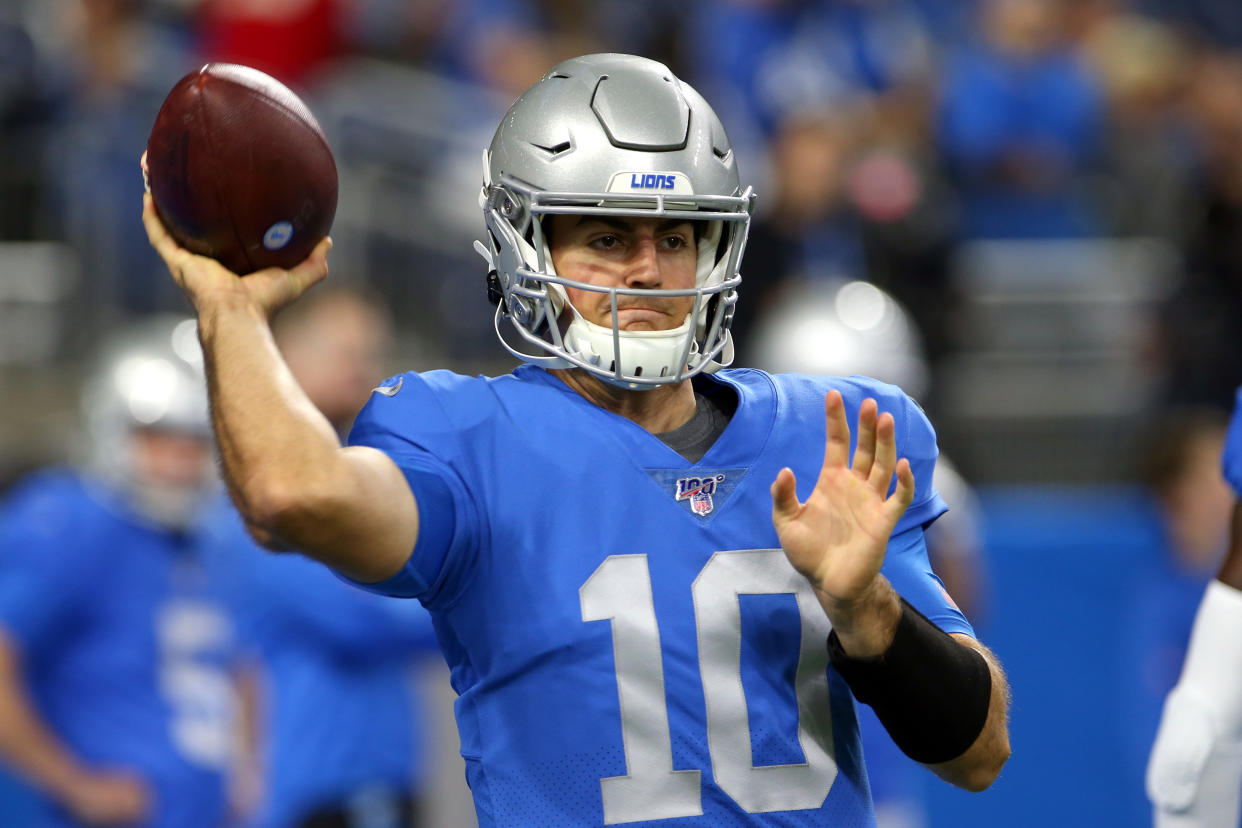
[347,366,971,828]
[203,505,438,828]
[1223,385,1242,496]
[0,471,233,828]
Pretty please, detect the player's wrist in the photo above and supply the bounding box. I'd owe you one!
[828,597,993,765]
[193,290,271,339]
[819,575,900,658]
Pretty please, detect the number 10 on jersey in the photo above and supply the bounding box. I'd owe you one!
[580,550,840,824]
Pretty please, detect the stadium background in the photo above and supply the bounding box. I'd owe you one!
[5,0,1242,824]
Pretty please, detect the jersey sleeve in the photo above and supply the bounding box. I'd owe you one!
[793,374,947,534]
[1223,385,1242,497]
[882,525,975,637]
[890,386,948,534]
[0,475,101,652]
[344,372,483,607]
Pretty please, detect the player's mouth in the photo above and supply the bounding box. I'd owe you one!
[611,304,686,332]
[615,307,667,324]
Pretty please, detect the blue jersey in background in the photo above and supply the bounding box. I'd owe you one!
[0,470,234,828]
[346,365,971,828]
[1223,385,1242,497]
[204,505,438,828]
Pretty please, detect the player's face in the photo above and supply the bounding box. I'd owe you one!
[131,428,213,489]
[282,299,391,432]
[546,215,698,332]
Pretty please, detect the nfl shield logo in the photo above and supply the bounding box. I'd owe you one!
[689,491,713,515]
[674,473,727,517]
[654,469,744,519]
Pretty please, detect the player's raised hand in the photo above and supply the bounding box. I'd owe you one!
[771,391,915,606]
[141,157,329,319]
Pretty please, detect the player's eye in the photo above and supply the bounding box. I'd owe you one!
[590,234,621,251]
[660,234,691,251]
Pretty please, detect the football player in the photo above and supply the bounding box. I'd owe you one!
[144,53,1011,826]
[0,317,234,828]
[1147,386,1242,827]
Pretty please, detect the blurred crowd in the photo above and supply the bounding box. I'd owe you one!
[6,0,1242,485]
[5,1,1242,825]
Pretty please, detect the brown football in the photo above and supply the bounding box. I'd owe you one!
[146,63,338,275]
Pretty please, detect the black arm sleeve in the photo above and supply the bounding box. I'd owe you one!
[827,598,992,764]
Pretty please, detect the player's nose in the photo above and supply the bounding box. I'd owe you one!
[624,238,662,288]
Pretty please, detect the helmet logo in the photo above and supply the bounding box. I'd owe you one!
[608,171,693,195]
[632,173,675,190]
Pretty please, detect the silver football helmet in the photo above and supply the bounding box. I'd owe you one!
[81,316,215,530]
[476,53,755,389]
[748,278,930,401]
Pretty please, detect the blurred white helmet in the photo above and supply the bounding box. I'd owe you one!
[477,53,754,389]
[747,278,929,401]
[749,278,989,613]
[81,316,214,530]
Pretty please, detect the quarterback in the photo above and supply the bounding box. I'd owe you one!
[144,54,1010,826]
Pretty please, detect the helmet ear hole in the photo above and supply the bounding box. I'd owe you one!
[486,270,504,306]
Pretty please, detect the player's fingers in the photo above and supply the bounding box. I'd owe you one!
[285,236,332,293]
[247,237,331,310]
[867,411,898,494]
[851,398,878,480]
[142,193,193,282]
[822,391,851,471]
[770,467,801,524]
[141,193,173,255]
[882,458,916,524]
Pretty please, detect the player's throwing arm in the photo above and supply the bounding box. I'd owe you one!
[139,68,419,586]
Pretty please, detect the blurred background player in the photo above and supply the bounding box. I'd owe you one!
[0,316,234,828]
[746,276,989,828]
[1116,407,1232,812]
[207,286,441,828]
[1147,385,1242,826]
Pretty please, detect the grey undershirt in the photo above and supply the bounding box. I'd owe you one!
[655,387,735,464]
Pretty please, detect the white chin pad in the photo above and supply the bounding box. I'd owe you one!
[563,313,695,382]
